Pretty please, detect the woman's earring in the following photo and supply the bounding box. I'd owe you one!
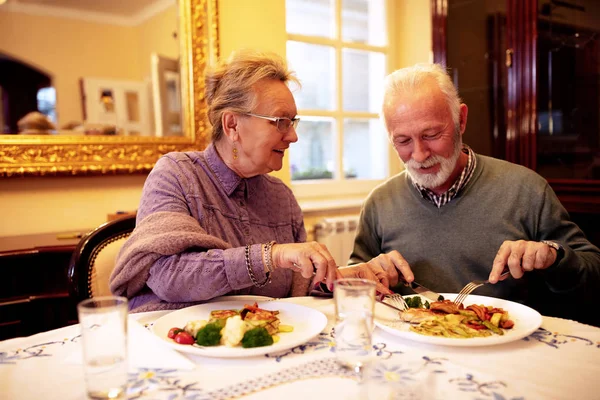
[232,145,238,160]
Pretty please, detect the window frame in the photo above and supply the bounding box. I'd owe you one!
[286,0,395,202]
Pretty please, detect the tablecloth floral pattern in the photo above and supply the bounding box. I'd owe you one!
[1,297,599,400]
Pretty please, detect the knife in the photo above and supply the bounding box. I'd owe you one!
[399,276,442,302]
[308,286,407,314]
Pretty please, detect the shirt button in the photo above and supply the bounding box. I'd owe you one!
[239,201,244,206]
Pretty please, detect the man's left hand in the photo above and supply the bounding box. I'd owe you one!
[489,240,557,283]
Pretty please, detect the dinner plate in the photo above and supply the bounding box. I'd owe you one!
[374,293,542,347]
[151,300,327,357]
[206,295,273,303]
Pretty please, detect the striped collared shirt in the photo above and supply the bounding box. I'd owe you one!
[412,145,477,208]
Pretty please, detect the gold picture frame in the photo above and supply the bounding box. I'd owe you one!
[0,0,219,178]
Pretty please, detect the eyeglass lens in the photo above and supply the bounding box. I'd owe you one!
[276,118,299,132]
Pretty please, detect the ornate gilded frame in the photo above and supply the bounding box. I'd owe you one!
[0,0,219,178]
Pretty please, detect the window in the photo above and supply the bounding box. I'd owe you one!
[37,87,57,123]
[286,0,390,197]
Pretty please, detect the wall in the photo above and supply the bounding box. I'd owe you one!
[136,5,179,81]
[0,0,431,238]
[0,12,140,126]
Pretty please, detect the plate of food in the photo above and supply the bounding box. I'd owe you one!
[374,293,542,347]
[151,300,327,357]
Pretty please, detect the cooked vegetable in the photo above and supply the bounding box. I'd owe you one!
[195,321,224,346]
[168,327,183,339]
[174,331,195,345]
[490,313,503,327]
[278,325,294,333]
[184,320,207,338]
[482,320,504,335]
[221,315,248,347]
[241,326,274,348]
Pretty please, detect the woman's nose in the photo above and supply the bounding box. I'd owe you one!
[284,125,299,143]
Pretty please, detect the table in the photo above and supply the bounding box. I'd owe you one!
[1,296,599,399]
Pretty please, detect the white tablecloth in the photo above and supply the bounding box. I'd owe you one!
[1,296,599,399]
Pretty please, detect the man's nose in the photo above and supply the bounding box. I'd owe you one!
[411,140,430,163]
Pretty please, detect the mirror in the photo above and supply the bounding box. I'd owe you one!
[0,0,218,177]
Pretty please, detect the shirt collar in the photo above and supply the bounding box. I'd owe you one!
[411,145,477,206]
[205,143,243,197]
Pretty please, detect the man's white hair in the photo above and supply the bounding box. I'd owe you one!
[381,63,462,131]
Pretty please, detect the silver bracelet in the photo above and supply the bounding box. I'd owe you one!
[263,240,276,273]
[245,244,271,288]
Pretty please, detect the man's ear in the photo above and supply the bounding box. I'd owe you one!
[458,104,468,134]
[222,111,239,141]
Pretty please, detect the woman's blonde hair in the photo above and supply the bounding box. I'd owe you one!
[205,49,299,142]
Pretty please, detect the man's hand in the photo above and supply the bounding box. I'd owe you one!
[489,240,558,283]
[342,250,414,290]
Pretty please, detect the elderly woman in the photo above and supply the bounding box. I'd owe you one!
[110,50,394,312]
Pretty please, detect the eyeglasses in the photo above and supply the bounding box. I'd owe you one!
[242,112,300,133]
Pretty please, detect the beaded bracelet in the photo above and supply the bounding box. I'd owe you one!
[245,244,271,288]
[263,240,276,274]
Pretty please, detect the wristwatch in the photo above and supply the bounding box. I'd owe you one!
[541,240,564,265]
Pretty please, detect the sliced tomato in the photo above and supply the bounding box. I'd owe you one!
[174,331,195,345]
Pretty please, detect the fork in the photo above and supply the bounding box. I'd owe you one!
[382,293,409,310]
[454,270,511,306]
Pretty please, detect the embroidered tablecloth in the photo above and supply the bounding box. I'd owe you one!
[1,296,599,399]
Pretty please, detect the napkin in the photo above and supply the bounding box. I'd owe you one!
[64,318,196,371]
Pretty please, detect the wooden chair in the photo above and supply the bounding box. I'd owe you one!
[67,215,136,303]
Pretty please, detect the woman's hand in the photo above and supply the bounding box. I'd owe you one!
[271,242,338,289]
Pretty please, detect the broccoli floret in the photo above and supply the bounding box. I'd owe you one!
[195,321,223,346]
[405,296,423,308]
[241,327,273,348]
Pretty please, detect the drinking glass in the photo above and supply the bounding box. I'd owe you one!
[77,296,128,400]
[333,278,376,374]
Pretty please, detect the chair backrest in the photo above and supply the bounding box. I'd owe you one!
[67,215,136,303]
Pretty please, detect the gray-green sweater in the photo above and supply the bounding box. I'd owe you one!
[351,154,600,324]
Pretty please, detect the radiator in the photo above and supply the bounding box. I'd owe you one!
[313,215,360,266]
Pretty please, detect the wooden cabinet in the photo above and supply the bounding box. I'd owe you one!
[0,231,89,340]
[431,0,600,246]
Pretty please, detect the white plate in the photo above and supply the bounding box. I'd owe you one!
[151,300,327,357]
[206,295,273,303]
[374,293,542,347]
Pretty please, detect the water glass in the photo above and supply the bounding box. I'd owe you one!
[77,296,128,400]
[334,278,376,374]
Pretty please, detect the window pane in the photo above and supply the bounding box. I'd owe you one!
[288,41,335,110]
[286,0,334,38]
[342,0,386,45]
[290,117,335,181]
[37,87,57,123]
[342,49,385,112]
[343,118,387,179]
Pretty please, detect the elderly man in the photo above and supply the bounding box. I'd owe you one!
[351,63,600,325]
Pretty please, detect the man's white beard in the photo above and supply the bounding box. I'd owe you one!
[404,136,462,190]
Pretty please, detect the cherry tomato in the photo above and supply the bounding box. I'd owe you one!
[168,327,183,339]
[174,331,195,345]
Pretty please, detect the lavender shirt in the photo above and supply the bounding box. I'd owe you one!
[131,143,306,309]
